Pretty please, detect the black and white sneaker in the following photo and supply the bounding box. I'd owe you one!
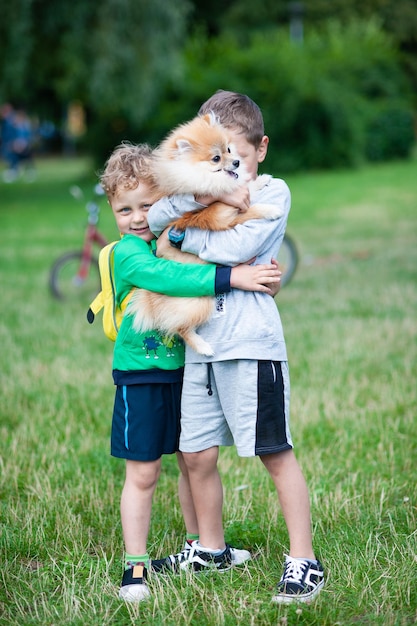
[184,541,233,572]
[119,563,151,602]
[272,555,324,604]
[152,540,250,574]
[151,543,191,574]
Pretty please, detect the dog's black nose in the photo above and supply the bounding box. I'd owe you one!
[232,159,240,169]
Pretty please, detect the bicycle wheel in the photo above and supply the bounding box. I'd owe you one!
[49,251,100,301]
[277,233,299,287]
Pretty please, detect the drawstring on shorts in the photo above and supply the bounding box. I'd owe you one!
[206,363,213,396]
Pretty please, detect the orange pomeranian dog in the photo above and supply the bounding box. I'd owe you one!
[128,113,283,356]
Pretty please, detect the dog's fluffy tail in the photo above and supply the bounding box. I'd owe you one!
[128,290,215,356]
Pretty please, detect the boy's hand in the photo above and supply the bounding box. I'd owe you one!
[155,228,171,257]
[195,185,250,212]
[269,258,281,297]
[230,261,282,295]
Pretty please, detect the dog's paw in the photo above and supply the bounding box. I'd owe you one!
[251,203,285,220]
[250,174,272,192]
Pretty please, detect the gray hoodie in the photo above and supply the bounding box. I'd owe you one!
[148,176,290,363]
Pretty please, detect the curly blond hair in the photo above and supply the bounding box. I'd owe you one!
[99,142,159,201]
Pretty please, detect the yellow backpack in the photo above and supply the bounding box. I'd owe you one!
[87,241,131,341]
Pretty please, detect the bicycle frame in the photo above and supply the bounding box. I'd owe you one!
[49,185,110,300]
[75,224,108,283]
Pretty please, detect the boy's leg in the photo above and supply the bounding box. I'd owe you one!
[176,451,199,537]
[150,447,228,574]
[261,451,324,602]
[182,446,225,550]
[175,448,234,572]
[121,458,161,555]
[151,363,250,573]
[260,450,314,559]
[213,359,323,601]
[151,449,250,574]
[119,458,161,602]
[178,363,231,551]
[112,382,182,601]
[113,381,181,555]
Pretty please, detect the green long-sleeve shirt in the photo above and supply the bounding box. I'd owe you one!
[112,234,230,382]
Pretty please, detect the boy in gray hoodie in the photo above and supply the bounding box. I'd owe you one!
[148,91,324,604]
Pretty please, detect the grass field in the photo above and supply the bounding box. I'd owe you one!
[0,156,416,625]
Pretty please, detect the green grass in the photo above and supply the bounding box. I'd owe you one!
[1,156,416,625]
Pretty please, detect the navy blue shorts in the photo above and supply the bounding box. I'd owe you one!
[111,382,182,461]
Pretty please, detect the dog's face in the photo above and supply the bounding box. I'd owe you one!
[155,113,247,195]
[172,114,240,177]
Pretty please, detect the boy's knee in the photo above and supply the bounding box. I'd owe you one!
[126,459,161,490]
[183,447,218,472]
[260,449,293,473]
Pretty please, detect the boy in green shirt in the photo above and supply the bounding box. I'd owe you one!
[99,142,281,602]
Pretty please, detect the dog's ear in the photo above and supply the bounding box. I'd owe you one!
[202,111,220,127]
[175,139,193,154]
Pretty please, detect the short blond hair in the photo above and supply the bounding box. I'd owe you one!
[198,90,265,148]
[99,142,158,201]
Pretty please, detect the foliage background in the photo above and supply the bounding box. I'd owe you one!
[0,0,416,171]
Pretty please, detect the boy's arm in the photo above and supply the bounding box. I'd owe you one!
[115,236,280,301]
[148,187,250,236]
[183,219,284,266]
[148,194,202,237]
[182,178,290,265]
[156,229,281,296]
[115,236,218,299]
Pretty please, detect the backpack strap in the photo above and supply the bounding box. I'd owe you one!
[87,240,132,340]
[87,291,104,322]
[109,249,133,335]
[87,241,119,323]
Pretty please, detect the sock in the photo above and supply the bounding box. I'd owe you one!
[186,533,199,546]
[289,555,317,564]
[125,553,149,570]
[195,541,225,556]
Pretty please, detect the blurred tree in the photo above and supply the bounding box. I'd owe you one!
[0,0,191,134]
[144,19,414,172]
[190,0,417,92]
[1,0,415,111]
[0,0,414,164]
[190,0,417,37]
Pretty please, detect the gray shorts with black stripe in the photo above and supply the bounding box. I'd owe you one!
[179,360,293,457]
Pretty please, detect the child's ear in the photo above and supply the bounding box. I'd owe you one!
[257,135,269,163]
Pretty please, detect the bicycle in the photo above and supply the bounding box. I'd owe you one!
[49,185,299,301]
[49,184,109,301]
